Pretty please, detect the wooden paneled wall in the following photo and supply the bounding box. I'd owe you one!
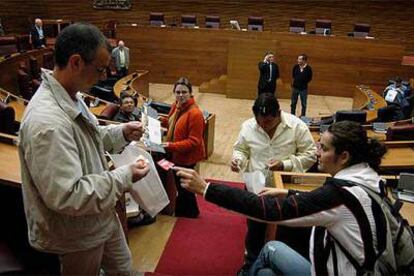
[118,26,411,99]
[1,1,414,53]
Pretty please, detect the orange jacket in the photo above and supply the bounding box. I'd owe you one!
[165,98,205,165]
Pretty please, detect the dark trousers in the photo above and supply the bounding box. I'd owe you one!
[173,164,200,218]
[244,219,267,266]
[258,82,276,96]
[244,221,312,267]
[116,67,128,79]
[291,88,308,117]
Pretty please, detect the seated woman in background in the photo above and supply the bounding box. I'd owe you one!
[162,77,205,218]
[174,121,410,275]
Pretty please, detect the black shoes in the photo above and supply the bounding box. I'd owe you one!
[237,263,251,276]
[128,211,156,227]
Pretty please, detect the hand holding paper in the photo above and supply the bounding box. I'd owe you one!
[268,159,284,171]
[111,143,169,217]
[130,157,150,182]
[122,121,145,142]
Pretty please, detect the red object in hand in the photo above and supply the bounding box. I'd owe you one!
[157,158,175,171]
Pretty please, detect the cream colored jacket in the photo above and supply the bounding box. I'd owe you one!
[233,111,317,185]
[18,70,133,254]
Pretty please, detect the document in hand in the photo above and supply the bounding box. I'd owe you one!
[111,142,169,217]
[242,170,266,194]
[147,116,162,144]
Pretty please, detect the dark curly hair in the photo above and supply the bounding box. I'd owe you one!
[252,93,280,117]
[327,121,387,172]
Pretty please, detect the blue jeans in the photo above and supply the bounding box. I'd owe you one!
[291,88,308,117]
[249,241,311,276]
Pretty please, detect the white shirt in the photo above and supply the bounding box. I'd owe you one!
[119,48,125,67]
[232,111,317,185]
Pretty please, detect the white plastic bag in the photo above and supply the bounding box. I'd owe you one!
[111,142,169,217]
[242,170,266,194]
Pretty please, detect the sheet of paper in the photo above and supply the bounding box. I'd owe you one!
[242,170,266,194]
[385,89,397,102]
[111,143,169,217]
[147,116,162,145]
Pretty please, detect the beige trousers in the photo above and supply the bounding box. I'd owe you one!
[60,221,133,275]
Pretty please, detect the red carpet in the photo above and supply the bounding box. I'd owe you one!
[152,179,247,275]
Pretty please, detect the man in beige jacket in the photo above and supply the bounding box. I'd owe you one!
[19,23,149,275]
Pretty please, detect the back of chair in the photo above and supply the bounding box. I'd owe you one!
[0,101,15,134]
[353,23,370,37]
[181,14,197,28]
[335,110,367,123]
[29,56,40,80]
[15,35,31,52]
[290,18,306,33]
[149,101,171,115]
[42,51,54,70]
[99,103,119,120]
[0,36,18,56]
[315,19,332,35]
[247,16,263,31]
[17,69,33,100]
[386,124,414,141]
[205,15,220,29]
[149,12,165,26]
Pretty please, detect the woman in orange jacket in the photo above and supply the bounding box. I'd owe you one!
[163,77,205,218]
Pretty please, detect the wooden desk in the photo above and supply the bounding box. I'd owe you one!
[309,130,414,171]
[353,85,387,122]
[381,141,414,170]
[113,70,150,98]
[0,140,20,188]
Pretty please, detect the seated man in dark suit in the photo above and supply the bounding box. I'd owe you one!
[113,94,141,122]
[30,18,46,49]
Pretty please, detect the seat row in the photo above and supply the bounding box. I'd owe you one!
[147,13,372,36]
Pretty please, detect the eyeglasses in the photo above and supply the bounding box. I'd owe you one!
[82,57,108,74]
[174,90,189,96]
[91,64,107,74]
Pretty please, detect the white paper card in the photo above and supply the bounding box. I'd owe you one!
[125,192,140,218]
[242,170,266,194]
[385,89,398,102]
[111,143,169,217]
[147,116,162,145]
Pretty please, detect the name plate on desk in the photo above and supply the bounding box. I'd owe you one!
[290,175,326,186]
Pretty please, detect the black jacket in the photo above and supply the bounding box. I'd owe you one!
[292,64,312,90]
[258,61,279,94]
[205,174,382,275]
[30,26,46,49]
